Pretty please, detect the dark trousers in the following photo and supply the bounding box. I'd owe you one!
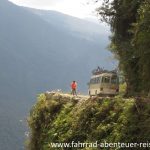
[71,88,77,96]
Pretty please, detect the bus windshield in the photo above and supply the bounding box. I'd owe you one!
[90,77,101,84]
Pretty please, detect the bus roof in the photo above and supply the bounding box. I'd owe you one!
[91,72,117,78]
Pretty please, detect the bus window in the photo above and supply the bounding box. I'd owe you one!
[90,78,96,84]
[98,77,101,83]
[90,79,92,84]
[111,76,118,84]
[96,77,99,83]
[99,77,102,83]
[95,78,97,84]
[94,78,97,84]
[90,79,94,84]
[90,77,101,84]
[102,76,110,83]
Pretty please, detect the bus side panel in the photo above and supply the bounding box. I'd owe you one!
[89,83,101,95]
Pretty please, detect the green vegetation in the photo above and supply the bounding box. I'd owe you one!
[28,93,150,150]
[27,1,150,149]
[97,0,150,96]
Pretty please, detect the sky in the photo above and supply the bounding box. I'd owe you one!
[9,0,103,21]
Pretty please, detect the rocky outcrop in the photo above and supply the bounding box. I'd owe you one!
[28,92,150,150]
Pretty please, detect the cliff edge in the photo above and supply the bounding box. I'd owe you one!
[27,92,150,150]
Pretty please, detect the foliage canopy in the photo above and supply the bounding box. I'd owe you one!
[97,0,150,96]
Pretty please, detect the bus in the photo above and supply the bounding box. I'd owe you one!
[88,70,119,96]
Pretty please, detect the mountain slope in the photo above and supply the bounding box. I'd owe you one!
[0,0,113,149]
[28,8,109,42]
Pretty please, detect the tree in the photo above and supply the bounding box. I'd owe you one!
[132,0,150,94]
[96,0,150,96]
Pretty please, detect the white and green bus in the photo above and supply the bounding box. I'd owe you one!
[88,72,119,96]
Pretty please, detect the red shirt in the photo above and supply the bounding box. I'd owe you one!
[71,82,77,89]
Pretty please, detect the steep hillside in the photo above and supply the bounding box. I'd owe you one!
[0,0,112,99]
[28,92,150,150]
[0,1,113,149]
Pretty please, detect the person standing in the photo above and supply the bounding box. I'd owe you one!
[71,81,77,96]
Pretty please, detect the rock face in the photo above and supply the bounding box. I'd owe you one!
[44,91,88,102]
[28,93,150,150]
